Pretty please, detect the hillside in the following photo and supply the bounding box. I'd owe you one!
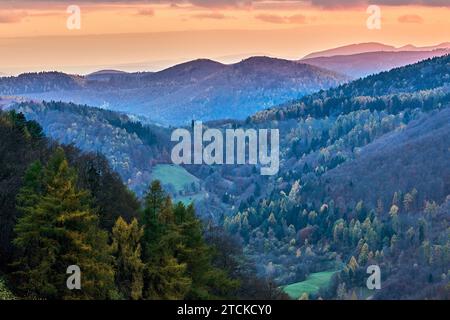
[0,57,347,126]
[197,54,450,299]
[1,53,448,300]
[323,108,450,207]
[0,109,282,300]
[4,100,171,195]
[85,69,129,81]
[0,72,86,94]
[252,54,450,122]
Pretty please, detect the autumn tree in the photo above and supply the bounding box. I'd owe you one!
[112,217,144,300]
[12,148,116,299]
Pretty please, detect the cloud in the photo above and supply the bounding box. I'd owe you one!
[192,12,228,19]
[136,8,155,16]
[309,0,450,8]
[255,13,307,24]
[0,11,28,23]
[189,0,251,8]
[2,0,450,9]
[288,14,307,24]
[398,14,423,23]
[255,14,285,24]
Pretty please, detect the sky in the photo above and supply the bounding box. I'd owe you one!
[0,0,449,75]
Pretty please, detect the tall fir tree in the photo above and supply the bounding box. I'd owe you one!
[12,148,116,299]
[112,217,144,300]
[141,181,190,300]
[174,203,239,299]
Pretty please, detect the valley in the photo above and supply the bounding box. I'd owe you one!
[1,48,449,300]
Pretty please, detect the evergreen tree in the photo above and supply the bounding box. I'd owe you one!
[175,203,238,299]
[12,148,116,299]
[142,180,166,259]
[112,217,144,300]
[141,181,190,300]
[358,243,369,265]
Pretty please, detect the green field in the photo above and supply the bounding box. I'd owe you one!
[282,270,338,299]
[152,164,205,205]
[175,192,207,206]
[152,164,199,193]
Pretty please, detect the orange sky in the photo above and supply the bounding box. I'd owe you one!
[0,1,449,75]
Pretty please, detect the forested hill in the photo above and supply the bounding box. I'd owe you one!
[251,54,450,122]
[208,54,450,299]
[0,72,86,94]
[1,54,449,300]
[7,100,171,195]
[0,57,347,126]
[0,109,286,300]
[320,107,450,207]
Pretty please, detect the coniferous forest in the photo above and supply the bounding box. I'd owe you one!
[0,110,286,300]
[0,56,449,300]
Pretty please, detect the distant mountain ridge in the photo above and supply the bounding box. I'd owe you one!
[0,57,347,125]
[303,42,450,59]
[301,49,450,78]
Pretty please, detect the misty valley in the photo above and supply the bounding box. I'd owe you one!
[0,43,449,301]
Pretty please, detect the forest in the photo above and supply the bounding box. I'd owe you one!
[1,55,449,300]
[0,110,285,300]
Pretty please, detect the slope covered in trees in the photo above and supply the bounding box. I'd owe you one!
[0,57,347,125]
[1,54,449,300]
[8,101,171,195]
[190,55,450,299]
[252,54,450,122]
[322,108,450,207]
[0,110,285,300]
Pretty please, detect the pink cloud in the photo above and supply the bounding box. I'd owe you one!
[0,11,27,23]
[192,12,228,20]
[136,8,155,16]
[255,13,307,24]
[398,14,424,23]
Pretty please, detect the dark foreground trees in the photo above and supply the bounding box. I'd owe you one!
[12,148,116,299]
[0,110,282,300]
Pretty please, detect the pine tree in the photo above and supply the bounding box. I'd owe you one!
[0,278,16,300]
[12,159,61,298]
[347,256,359,274]
[142,180,166,259]
[145,255,191,300]
[141,182,237,300]
[112,217,144,300]
[174,203,238,299]
[358,243,369,265]
[141,181,190,300]
[13,148,116,299]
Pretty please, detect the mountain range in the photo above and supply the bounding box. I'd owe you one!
[1,51,449,300]
[0,57,347,126]
[302,42,450,59]
[301,49,450,78]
